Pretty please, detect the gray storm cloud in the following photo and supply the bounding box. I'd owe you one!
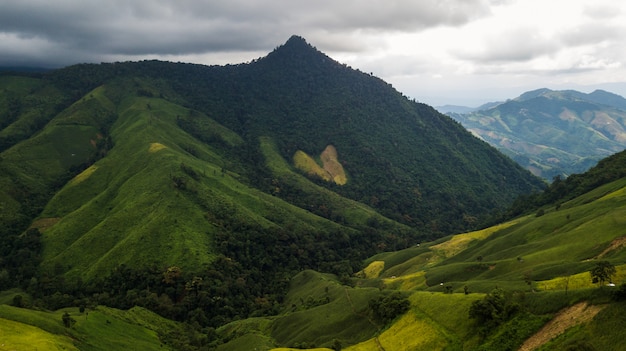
[0,0,490,66]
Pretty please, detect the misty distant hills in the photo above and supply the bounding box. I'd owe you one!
[444,88,626,180]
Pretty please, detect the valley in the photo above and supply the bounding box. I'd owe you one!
[1,36,625,350]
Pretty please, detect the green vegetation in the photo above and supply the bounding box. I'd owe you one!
[1,35,626,350]
[0,304,197,350]
[448,88,626,180]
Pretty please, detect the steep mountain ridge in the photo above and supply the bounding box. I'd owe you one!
[1,36,544,332]
[31,35,544,235]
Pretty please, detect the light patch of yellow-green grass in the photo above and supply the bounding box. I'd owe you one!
[0,317,79,351]
[382,271,427,291]
[148,142,167,153]
[360,261,385,279]
[431,219,523,258]
[537,264,626,291]
[346,310,448,351]
[378,311,448,351]
[293,145,347,185]
[344,339,379,351]
[597,185,626,201]
[270,349,332,351]
[294,150,330,182]
[69,165,98,186]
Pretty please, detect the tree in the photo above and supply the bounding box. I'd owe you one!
[369,292,410,325]
[62,312,75,328]
[12,294,23,308]
[331,338,342,351]
[591,261,616,286]
[469,288,519,335]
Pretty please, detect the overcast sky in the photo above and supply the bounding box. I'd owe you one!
[1,0,624,106]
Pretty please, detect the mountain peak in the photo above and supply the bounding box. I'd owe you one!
[516,88,553,101]
[259,35,337,69]
[284,35,310,47]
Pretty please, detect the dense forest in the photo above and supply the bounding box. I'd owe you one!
[0,36,547,347]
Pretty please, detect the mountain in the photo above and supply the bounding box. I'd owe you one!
[436,100,504,114]
[446,88,626,180]
[0,36,543,335]
[436,104,478,114]
[1,35,626,350]
[202,149,626,350]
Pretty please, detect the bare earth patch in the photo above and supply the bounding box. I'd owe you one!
[518,302,605,351]
[29,218,61,232]
[320,145,346,185]
[595,236,626,259]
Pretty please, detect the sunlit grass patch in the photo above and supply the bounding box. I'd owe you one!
[148,142,167,153]
[378,310,448,351]
[383,271,427,291]
[0,317,78,351]
[431,219,523,258]
[294,150,330,181]
[361,261,385,279]
[538,264,626,291]
[320,145,346,185]
[69,165,98,185]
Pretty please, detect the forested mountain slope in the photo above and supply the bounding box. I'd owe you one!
[0,36,543,332]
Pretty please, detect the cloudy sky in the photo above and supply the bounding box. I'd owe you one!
[1,0,624,106]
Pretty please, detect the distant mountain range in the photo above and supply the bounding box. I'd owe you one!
[441,89,626,179]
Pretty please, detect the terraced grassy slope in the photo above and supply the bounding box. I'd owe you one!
[1,164,624,350]
[36,82,408,280]
[0,304,184,350]
[215,175,626,350]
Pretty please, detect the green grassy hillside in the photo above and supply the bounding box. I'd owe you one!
[35,80,418,281]
[214,174,626,350]
[6,35,615,350]
[1,153,624,350]
[0,304,195,350]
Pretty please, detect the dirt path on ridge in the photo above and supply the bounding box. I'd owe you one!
[518,302,605,351]
[343,288,386,351]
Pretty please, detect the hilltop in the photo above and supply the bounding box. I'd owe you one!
[446,88,626,180]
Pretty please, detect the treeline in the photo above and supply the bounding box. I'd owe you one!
[495,149,626,221]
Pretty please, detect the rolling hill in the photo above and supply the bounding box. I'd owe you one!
[0,35,550,347]
[209,149,626,350]
[446,88,626,180]
[3,150,616,350]
[0,37,542,278]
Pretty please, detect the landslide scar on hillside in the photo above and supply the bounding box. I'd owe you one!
[293,145,347,185]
